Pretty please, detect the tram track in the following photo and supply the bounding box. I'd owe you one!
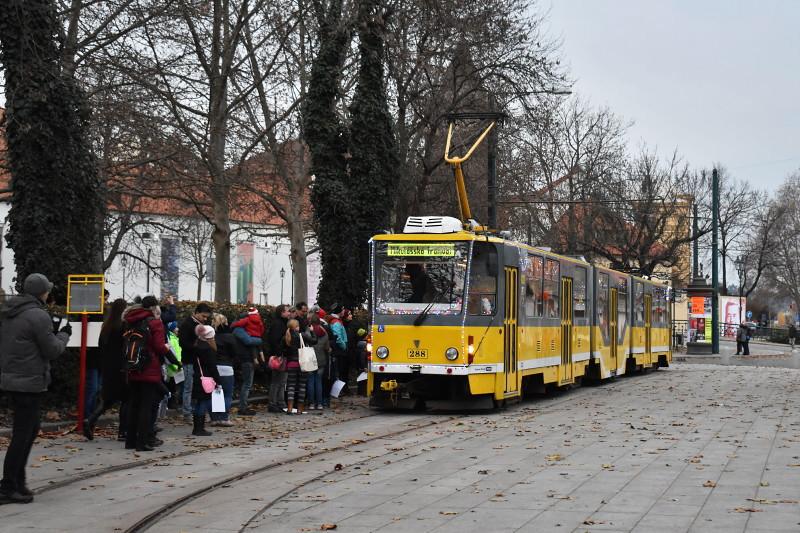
[122,371,667,533]
[32,408,379,496]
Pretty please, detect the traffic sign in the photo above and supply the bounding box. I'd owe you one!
[67,275,105,315]
[746,310,753,319]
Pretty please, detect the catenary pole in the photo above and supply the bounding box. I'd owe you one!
[712,168,720,354]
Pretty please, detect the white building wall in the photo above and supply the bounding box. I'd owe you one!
[0,203,320,306]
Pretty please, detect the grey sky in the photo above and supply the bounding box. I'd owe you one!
[545,0,800,192]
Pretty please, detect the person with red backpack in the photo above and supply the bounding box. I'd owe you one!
[123,296,170,452]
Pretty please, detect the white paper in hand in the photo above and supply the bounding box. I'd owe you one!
[211,388,226,412]
[356,372,368,382]
[330,379,346,398]
[173,369,185,384]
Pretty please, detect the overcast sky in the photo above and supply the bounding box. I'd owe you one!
[545,0,800,192]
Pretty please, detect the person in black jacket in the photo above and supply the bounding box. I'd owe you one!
[178,303,212,418]
[192,325,222,436]
[83,299,129,441]
[210,314,236,426]
[267,304,291,413]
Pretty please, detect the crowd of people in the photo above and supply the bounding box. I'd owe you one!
[0,272,369,505]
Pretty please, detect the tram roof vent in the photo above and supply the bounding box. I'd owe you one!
[403,216,463,234]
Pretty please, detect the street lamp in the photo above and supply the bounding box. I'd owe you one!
[280,267,286,304]
[736,255,745,325]
[121,255,128,300]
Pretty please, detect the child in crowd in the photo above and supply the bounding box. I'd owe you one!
[231,307,265,343]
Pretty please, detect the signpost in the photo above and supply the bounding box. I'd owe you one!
[67,275,105,433]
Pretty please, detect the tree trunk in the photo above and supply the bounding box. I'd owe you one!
[209,75,231,302]
[287,213,308,304]
[197,277,203,301]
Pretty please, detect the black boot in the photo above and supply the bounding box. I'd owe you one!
[192,415,212,436]
[83,403,105,441]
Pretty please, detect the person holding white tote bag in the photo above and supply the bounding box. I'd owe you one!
[283,319,317,415]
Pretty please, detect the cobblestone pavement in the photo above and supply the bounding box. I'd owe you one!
[1,364,799,532]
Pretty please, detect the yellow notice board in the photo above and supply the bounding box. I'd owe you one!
[67,275,105,315]
[387,243,455,257]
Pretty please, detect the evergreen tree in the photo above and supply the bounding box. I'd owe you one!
[346,0,401,307]
[303,0,352,307]
[0,0,105,303]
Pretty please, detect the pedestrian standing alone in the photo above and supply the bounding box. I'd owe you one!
[178,303,213,419]
[0,274,71,505]
[83,298,129,441]
[283,319,316,414]
[192,325,222,436]
[268,304,291,413]
[789,323,797,350]
[306,313,330,410]
[736,322,750,356]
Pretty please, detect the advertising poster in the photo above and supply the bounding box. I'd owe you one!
[688,296,711,343]
[160,237,181,299]
[237,242,255,304]
[719,295,746,336]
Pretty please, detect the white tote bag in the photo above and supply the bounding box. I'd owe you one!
[211,388,226,413]
[298,334,318,372]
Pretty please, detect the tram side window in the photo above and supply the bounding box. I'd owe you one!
[598,273,609,338]
[634,282,645,324]
[525,255,544,317]
[468,242,498,315]
[618,283,628,340]
[544,259,560,318]
[574,267,587,320]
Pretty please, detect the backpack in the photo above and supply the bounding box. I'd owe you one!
[123,319,151,371]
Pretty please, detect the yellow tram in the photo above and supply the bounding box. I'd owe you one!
[366,122,672,409]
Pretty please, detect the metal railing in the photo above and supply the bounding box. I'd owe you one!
[672,320,791,346]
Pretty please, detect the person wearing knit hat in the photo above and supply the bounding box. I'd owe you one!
[0,273,71,504]
[191,324,221,436]
[231,307,264,341]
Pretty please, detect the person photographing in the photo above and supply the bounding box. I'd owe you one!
[0,273,72,505]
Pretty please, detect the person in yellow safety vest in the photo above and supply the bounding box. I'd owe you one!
[165,321,183,410]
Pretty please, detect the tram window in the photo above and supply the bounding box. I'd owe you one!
[574,267,587,320]
[468,242,498,315]
[374,241,469,315]
[543,259,560,318]
[598,273,609,338]
[618,285,628,341]
[525,255,544,317]
[634,282,644,324]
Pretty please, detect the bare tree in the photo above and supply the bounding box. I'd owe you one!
[498,98,629,255]
[178,219,214,300]
[384,0,567,228]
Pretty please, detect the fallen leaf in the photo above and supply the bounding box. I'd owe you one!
[703,480,717,488]
[320,524,337,531]
[732,507,762,513]
[545,454,563,461]
[583,519,605,525]
[439,511,458,516]
[334,464,343,471]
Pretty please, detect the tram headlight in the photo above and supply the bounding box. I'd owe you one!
[376,346,389,359]
[445,347,459,361]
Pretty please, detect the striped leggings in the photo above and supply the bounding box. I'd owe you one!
[286,367,308,405]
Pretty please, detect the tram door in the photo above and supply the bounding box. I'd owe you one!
[503,267,519,394]
[561,277,573,383]
[610,288,619,373]
[645,294,652,362]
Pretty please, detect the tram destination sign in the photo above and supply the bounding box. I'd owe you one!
[388,243,455,257]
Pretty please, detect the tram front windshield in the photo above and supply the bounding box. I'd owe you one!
[375,241,468,316]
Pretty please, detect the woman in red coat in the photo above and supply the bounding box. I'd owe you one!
[124,296,169,451]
